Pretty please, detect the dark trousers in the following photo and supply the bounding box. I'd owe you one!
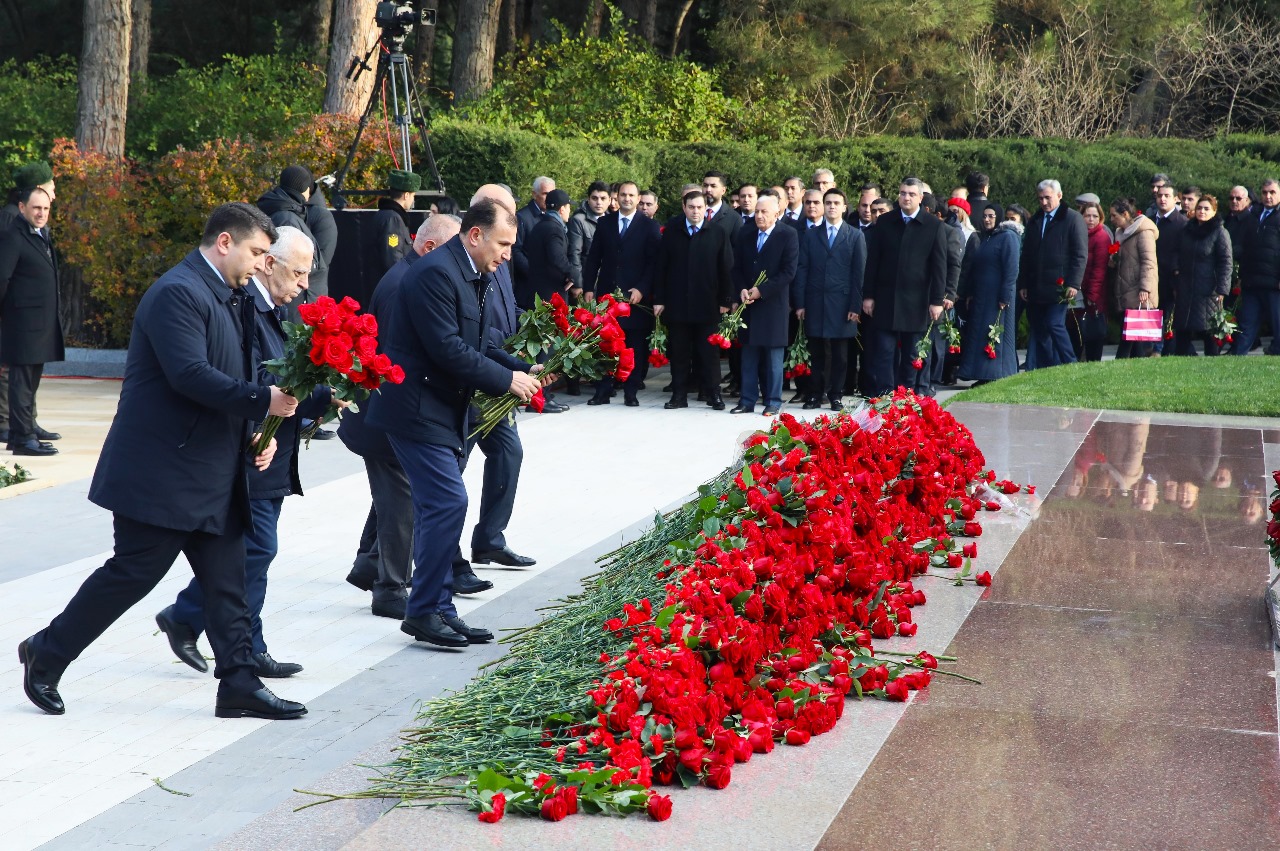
[866,326,924,396]
[1071,309,1107,361]
[451,414,523,572]
[0,362,8,430]
[388,435,465,619]
[7,362,42,442]
[810,337,850,401]
[1232,290,1280,355]
[666,319,718,400]
[31,513,261,693]
[172,496,282,655]
[1025,302,1077,368]
[1173,329,1221,356]
[350,456,415,602]
[1115,339,1151,358]
[591,328,650,403]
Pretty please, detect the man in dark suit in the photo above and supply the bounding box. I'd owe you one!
[654,190,734,410]
[1151,182,1187,353]
[736,185,759,228]
[862,178,948,396]
[781,177,806,224]
[1018,179,1087,369]
[367,199,542,648]
[731,191,798,415]
[702,171,740,240]
[364,169,418,286]
[0,161,57,445]
[1233,178,1280,355]
[18,204,307,719]
[795,188,866,411]
[0,186,63,455]
[517,188,575,309]
[158,226,327,679]
[512,176,555,286]
[583,180,663,407]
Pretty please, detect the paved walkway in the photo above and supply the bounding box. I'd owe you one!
[2,377,1277,850]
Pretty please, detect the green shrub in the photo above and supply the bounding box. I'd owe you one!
[0,58,77,174]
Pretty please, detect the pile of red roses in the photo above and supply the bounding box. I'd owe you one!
[253,294,404,453]
[1267,470,1280,568]
[465,391,1022,823]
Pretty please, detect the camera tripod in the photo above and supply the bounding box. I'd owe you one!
[331,34,445,208]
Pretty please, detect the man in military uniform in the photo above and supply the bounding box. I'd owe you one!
[365,169,419,285]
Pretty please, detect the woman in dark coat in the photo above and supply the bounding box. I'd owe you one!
[958,220,1022,383]
[1172,193,1232,356]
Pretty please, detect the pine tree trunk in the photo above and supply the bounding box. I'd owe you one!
[324,0,379,116]
[129,0,149,90]
[451,0,501,102]
[310,0,335,66]
[497,0,518,58]
[77,0,131,157]
[583,0,604,36]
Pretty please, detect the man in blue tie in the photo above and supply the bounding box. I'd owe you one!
[1233,178,1280,355]
[1018,179,1087,369]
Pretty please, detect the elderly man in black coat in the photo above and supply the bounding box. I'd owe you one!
[517,188,576,309]
[794,188,866,411]
[862,178,949,396]
[368,199,542,649]
[158,226,328,680]
[654,190,735,410]
[0,185,64,455]
[19,203,307,719]
[1018,179,1088,369]
[730,191,798,416]
[1233,178,1280,356]
[583,180,663,407]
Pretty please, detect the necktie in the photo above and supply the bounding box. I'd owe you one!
[620,216,630,236]
[1042,213,1052,237]
[903,215,911,225]
[828,225,836,248]
[1262,208,1272,225]
[690,225,699,236]
[273,305,287,322]
[756,231,766,252]
[706,208,715,221]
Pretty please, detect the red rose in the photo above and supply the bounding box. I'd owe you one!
[975,571,992,586]
[962,542,977,558]
[1108,243,1120,255]
[360,313,378,335]
[387,365,406,384]
[784,728,810,746]
[477,792,506,823]
[356,335,378,361]
[297,302,321,325]
[528,388,546,413]
[911,358,924,370]
[897,621,918,636]
[370,353,393,375]
[559,786,579,815]
[540,794,568,821]
[338,296,361,313]
[962,520,982,536]
[884,679,909,701]
[647,793,673,821]
[614,348,636,382]
[704,761,731,789]
[323,338,353,372]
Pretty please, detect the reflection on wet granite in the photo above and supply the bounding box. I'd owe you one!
[819,710,1280,851]
[823,414,1280,851]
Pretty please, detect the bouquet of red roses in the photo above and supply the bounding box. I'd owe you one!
[708,271,765,349]
[648,316,670,367]
[783,325,811,381]
[985,306,1005,359]
[252,295,404,454]
[470,293,634,438]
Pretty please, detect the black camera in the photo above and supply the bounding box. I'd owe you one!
[375,2,434,33]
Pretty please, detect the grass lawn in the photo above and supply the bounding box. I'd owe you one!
[944,356,1280,418]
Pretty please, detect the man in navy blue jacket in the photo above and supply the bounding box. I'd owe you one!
[157,227,329,679]
[19,204,307,719]
[582,181,662,407]
[368,198,542,648]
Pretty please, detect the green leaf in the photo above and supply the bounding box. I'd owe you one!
[654,603,677,630]
[675,763,700,788]
[701,516,721,537]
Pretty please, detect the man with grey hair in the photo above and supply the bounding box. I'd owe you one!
[1018,178,1087,368]
[812,169,836,195]
[512,176,555,286]
[158,226,331,680]
[1233,178,1280,356]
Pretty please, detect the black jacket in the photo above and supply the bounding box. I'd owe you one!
[512,199,543,284]
[247,284,330,499]
[733,223,798,348]
[1018,205,1089,303]
[582,210,662,331]
[1153,209,1187,297]
[89,251,271,533]
[863,211,948,333]
[794,221,865,340]
[704,202,742,241]
[1238,206,1280,292]
[567,204,600,290]
[365,198,412,285]
[518,211,572,309]
[0,216,64,364]
[305,189,338,298]
[1173,217,1232,331]
[367,237,529,453]
[653,216,735,324]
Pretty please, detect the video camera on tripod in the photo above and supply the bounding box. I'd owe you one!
[373,2,436,52]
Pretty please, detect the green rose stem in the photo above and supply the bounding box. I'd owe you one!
[252,384,309,456]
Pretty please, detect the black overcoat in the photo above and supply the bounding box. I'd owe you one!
[653,216,735,324]
[0,217,64,364]
[1018,206,1089,303]
[733,224,798,348]
[582,210,662,332]
[794,222,865,340]
[862,212,948,333]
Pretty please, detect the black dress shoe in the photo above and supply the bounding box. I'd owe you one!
[34,427,60,441]
[725,383,740,396]
[253,651,302,678]
[533,400,568,413]
[663,398,688,410]
[788,391,806,404]
[308,427,336,440]
[372,596,407,619]
[730,404,754,414]
[441,614,494,644]
[18,639,65,715]
[624,397,639,407]
[471,546,536,567]
[12,439,56,456]
[156,606,208,673]
[762,407,780,416]
[707,394,726,411]
[345,569,375,592]
[662,382,674,392]
[454,571,495,594]
[401,613,468,648]
[830,400,842,412]
[215,686,307,719]
[0,429,7,443]
[586,396,610,406]
[802,398,822,410]
[696,390,706,402]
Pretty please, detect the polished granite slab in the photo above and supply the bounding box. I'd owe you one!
[821,415,1280,850]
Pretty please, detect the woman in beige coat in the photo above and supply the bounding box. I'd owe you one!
[1108,198,1159,358]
